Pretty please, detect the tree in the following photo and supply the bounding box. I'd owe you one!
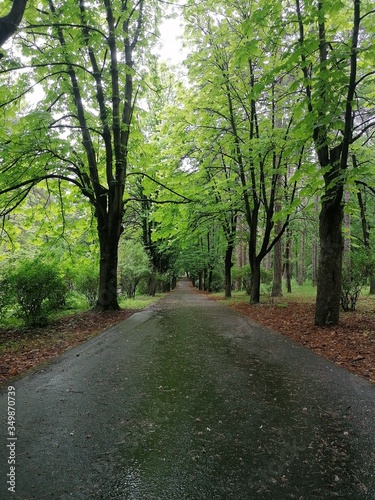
[294,0,374,325]
[0,0,161,310]
[182,0,303,303]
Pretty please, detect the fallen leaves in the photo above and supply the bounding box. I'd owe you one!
[0,310,134,385]
[2,298,375,387]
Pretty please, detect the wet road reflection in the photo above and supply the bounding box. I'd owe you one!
[1,279,374,499]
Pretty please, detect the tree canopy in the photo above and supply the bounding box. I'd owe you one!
[1,0,375,325]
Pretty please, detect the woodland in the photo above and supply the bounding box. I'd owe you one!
[0,0,374,342]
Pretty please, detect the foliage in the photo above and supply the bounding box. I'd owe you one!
[75,270,98,308]
[6,258,67,327]
[0,0,375,325]
[118,241,151,299]
[341,251,370,312]
[231,265,273,296]
[0,277,11,318]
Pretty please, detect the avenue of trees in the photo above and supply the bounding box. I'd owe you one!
[0,0,375,327]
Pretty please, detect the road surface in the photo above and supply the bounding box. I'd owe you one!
[1,279,375,499]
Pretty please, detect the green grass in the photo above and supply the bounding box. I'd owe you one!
[119,293,163,310]
[0,293,163,330]
[209,280,375,313]
[211,281,317,304]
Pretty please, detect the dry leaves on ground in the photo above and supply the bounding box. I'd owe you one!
[0,310,134,385]
[1,298,375,388]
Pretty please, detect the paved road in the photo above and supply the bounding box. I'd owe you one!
[1,279,375,499]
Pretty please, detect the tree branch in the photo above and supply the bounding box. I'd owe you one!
[0,0,28,46]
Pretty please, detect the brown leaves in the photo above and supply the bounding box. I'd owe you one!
[0,310,134,385]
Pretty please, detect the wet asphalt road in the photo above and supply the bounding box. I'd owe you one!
[1,279,375,499]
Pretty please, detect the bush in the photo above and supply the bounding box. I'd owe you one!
[341,251,369,312]
[232,265,250,292]
[260,268,273,297]
[75,271,98,307]
[7,259,67,327]
[231,265,273,296]
[0,277,11,318]
[210,269,224,292]
[118,242,151,298]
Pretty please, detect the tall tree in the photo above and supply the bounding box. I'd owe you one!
[183,0,302,303]
[294,0,370,325]
[0,0,161,310]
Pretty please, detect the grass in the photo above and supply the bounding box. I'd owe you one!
[119,293,162,310]
[210,281,375,314]
[211,281,316,304]
[0,293,162,330]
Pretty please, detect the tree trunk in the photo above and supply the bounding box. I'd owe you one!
[96,225,121,310]
[298,229,305,285]
[356,177,375,295]
[249,257,261,304]
[315,197,344,326]
[198,270,203,290]
[272,219,283,297]
[224,244,234,298]
[147,268,157,296]
[0,0,28,46]
[285,231,292,293]
[312,197,319,287]
[208,269,213,293]
[311,239,318,287]
[343,190,351,267]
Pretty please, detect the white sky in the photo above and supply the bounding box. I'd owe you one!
[158,17,187,64]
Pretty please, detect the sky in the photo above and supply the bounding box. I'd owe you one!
[158,17,187,64]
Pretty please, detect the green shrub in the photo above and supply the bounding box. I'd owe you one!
[260,268,273,296]
[75,271,98,307]
[118,242,151,298]
[210,269,224,292]
[7,259,67,327]
[341,251,369,312]
[232,265,250,292]
[0,277,11,318]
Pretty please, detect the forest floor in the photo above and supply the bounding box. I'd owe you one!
[0,310,134,386]
[1,293,375,387]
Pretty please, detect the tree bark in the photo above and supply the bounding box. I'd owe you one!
[249,256,261,304]
[96,224,122,310]
[0,0,28,46]
[285,228,292,293]
[198,270,203,290]
[224,244,234,298]
[272,189,283,297]
[298,229,305,285]
[315,194,344,326]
